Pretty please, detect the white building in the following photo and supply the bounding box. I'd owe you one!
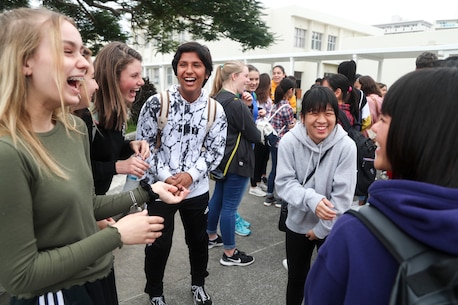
[134,4,458,101]
[374,20,434,34]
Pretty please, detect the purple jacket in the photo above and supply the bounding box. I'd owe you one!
[304,179,458,305]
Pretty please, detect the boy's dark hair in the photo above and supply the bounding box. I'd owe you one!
[415,51,438,69]
[301,86,339,124]
[382,67,458,187]
[171,42,213,87]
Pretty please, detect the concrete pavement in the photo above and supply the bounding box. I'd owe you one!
[109,175,290,305]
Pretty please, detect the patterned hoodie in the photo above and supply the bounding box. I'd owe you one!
[136,85,227,198]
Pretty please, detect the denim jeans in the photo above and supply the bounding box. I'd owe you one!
[207,173,249,249]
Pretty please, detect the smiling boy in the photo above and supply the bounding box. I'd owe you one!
[136,42,227,305]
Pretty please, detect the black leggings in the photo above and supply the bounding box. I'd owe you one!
[250,142,270,187]
[285,228,326,305]
[10,268,118,305]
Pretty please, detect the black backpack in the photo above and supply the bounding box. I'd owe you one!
[338,110,376,197]
[348,205,458,305]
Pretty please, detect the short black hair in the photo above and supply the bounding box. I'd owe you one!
[172,42,213,87]
[301,86,339,126]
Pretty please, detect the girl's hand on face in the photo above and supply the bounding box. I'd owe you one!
[241,91,253,106]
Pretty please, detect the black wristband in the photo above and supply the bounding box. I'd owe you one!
[140,179,159,202]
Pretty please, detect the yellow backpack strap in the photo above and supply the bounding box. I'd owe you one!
[155,90,170,150]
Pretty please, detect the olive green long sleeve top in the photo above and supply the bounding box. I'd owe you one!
[0,116,150,299]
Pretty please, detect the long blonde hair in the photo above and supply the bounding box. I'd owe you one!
[210,61,246,97]
[0,8,77,178]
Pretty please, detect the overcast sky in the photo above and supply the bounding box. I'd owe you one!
[261,0,458,25]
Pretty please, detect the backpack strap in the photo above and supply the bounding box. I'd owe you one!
[338,109,352,132]
[158,90,170,131]
[206,97,217,133]
[155,90,170,150]
[346,205,428,263]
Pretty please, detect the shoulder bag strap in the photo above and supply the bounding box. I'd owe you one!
[222,132,241,175]
[267,104,289,122]
[302,149,330,185]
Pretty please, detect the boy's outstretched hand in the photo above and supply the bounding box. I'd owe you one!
[152,181,190,204]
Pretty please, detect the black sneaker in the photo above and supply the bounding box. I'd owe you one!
[150,295,167,305]
[220,249,255,266]
[263,196,277,207]
[208,234,223,249]
[191,285,212,305]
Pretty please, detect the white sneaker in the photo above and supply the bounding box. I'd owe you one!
[249,186,266,197]
[282,259,288,271]
[258,181,268,191]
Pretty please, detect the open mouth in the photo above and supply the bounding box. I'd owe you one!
[67,76,84,88]
[184,77,196,84]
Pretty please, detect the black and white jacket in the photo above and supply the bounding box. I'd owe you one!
[136,85,227,197]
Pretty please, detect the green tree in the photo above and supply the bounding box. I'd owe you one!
[2,0,275,54]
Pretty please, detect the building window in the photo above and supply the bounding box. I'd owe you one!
[294,27,306,48]
[153,68,160,85]
[166,67,174,86]
[173,31,186,44]
[311,32,322,50]
[327,35,336,51]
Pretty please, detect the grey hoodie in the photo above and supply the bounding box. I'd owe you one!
[275,122,356,238]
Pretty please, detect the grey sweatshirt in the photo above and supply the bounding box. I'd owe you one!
[275,122,357,238]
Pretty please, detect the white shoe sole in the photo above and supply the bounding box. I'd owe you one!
[208,243,223,249]
[249,190,266,197]
[219,257,255,266]
[235,230,250,236]
[282,259,288,270]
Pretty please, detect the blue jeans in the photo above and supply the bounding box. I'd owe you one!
[207,173,249,249]
[267,139,278,195]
